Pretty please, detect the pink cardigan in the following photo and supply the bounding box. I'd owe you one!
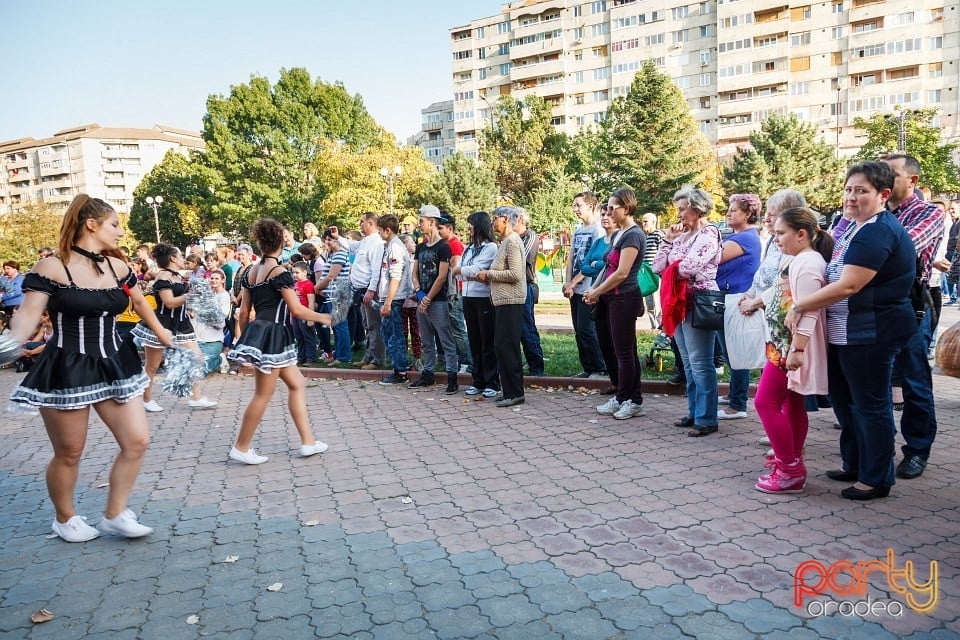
[788,251,828,396]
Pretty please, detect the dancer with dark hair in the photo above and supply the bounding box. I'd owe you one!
[227,218,333,465]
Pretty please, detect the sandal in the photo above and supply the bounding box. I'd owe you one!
[674,416,694,428]
[688,424,719,437]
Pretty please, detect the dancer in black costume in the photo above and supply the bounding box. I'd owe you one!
[132,243,216,411]
[227,218,333,465]
[9,195,174,542]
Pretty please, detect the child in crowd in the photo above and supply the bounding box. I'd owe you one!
[291,262,319,365]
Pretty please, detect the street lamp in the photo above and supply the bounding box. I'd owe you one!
[379,166,402,214]
[144,195,163,243]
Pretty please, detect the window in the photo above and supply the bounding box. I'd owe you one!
[889,91,919,105]
[700,25,712,37]
[550,116,564,126]
[854,73,877,86]
[453,50,472,60]
[612,61,640,75]
[574,115,586,126]
[591,1,607,14]
[592,23,609,36]
[791,32,811,46]
[929,62,942,78]
[479,68,487,80]
[672,29,689,44]
[575,93,585,104]
[699,72,712,86]
[890,11,915,26]
[500,63,512,75]
[650,56,666,66]
[476,26,485,39]
[454,90,474,101]
[832,51,843,65]
[593,89,610,102]
[675,76,692,89]
[592,46,607,57]
[721,13,752,27]
[930,36,943,49]
[700,2,711,15]
[457,72,471,81]
[669,53,690,66]
[454,110,475,121]
[672,6,689,19]
[520,16,539,27]
[832,26,845,39]
[574,70,584,83]
[573,5,582,17]
[700,96,711,109]
[498,43,509,55]
[611,38,639,52]
[790,82,809,95]
[854,44,884,58]
[852,96,885,112]
[593,67,610,80]
[928,89,942,103]
[887,39,921,54]
[755,36,777,48]
[573,27,584,39]
[639,10,663,23]
[832,1,844,12]
[887,67,919,81]
[699,50,711,65]
[614,16,638,29]
[853,19,881,33]
[646,34,664,46]
[790,56,810,71]
[700,121,712,133]
[497,20,511,34]
[453,30,471,41]
[790,5,811,20]
[575,49,584,60]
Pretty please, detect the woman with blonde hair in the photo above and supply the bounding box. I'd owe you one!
[9,194,174,541]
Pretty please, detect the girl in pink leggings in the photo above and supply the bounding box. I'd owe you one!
[754,207,833,493]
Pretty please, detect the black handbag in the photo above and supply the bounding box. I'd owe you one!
[691,289,725,331]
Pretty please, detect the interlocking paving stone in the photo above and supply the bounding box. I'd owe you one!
[1,368,958,639]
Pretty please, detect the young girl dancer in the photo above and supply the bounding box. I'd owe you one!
[227,218,333,464]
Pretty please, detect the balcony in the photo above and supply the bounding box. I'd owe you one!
[6,156,31,170]
[104,174,125,187]
[422,120,444,132]
[121,148,140,159]
[8,169,31,184]
[717,121,759,141]
[43,191,74,204]
[510,58,564,82]
[509,37,563,60]
[39,163,70,177]
[41,176,73,189]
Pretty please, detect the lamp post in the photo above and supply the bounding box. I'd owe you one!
[834,81,842,158]
[379,166,402,214]
[144,195,163,243]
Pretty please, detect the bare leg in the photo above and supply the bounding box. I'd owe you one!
[234,367,280,451]
[40,407,91,523]
[279,365,316,446]
[93,398,150,519]
[142,345,164,403]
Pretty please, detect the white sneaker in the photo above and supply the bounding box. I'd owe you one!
[587,373,608,380]
[52,515,99,542]
[98,510,153,538]
[219,353,230,374]
[459,364,470,374]
[718,409,748,420]
[300,442,329,457]
[229,447,268,465]
[597,397,622,415]
[142,400,163,413]
[613,400,646,420]
[464,386,482,396]
[759,435,771,446]
[188,397,218,409]
[482,388,499,398]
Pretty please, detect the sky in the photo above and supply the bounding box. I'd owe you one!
[0,0,501,144]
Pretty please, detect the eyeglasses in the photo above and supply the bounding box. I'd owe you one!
[600,211,613,217]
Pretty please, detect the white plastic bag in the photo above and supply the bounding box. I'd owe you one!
[723,294,769,370]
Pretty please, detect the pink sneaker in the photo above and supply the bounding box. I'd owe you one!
[755,460,806,494]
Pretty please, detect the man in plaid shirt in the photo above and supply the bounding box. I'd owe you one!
[883,154,944,480]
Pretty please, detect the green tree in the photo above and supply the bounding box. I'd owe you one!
[479,95,566,202]
[423,152,497,221]
[0,203,63,267]
[201,67,380,233]
[852,107,960,194]
[597,61,714,213]
[129,150,215,248]
[521,164,581,233]
[722,113,845,213]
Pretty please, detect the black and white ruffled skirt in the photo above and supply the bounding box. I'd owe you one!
[227,320,297,373]
[131,323,196,348]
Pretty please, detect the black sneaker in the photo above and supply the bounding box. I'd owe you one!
[408,375,435,388]
[379,372,408,385]
[445,381,459,395]
[666,372,686,385]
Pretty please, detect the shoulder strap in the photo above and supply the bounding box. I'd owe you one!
[104,257,123,286]
[60,258,75,285]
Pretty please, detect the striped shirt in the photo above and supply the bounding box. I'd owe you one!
[890,193,944,283]
[319,249,351,297]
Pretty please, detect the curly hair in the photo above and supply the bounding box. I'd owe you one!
[151,243,180,268]
[729,193,762,224]
[251,218,284,254]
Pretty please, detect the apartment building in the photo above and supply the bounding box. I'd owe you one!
[408,100,457,170]
[0,123,204,216]
[450,0,960,159]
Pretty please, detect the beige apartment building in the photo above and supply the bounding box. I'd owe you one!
[0,123,204,216]
[450,0,960,159]
[408,100,457,170]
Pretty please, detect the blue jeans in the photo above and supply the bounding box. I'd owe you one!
[571,293,606,374]
[892,313,936,459]
[675,318,719,427]
[291,318,318,363]
[199,341,223,374]
[716,328,750,412]
[830,341,905,488]
[380,300,409,373]
[521,282,545,375]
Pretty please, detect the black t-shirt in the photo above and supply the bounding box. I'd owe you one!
[415,239,452,298]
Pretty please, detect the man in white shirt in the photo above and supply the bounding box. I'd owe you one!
[350,212,386,369]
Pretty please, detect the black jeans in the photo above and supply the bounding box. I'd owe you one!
[594,298,619,388]
[604,290,643,405]
[463,296,499,391]
[570,293,606,374]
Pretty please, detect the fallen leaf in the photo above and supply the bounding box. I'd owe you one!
[31,609,54,623]
[400,496,413,504]
[185,614,199,625]
[512,407,522,412]
[222,555,239,563]
[96,483,110,489]
[588,419,599,424]
[267,583,283,592]
[303,520,320,527]
[576,386,589,393]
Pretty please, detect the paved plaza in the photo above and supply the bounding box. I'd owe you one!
[0,349,958,638]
